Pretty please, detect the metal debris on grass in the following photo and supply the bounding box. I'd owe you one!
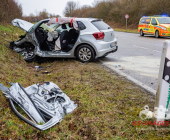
[0,82,77,131]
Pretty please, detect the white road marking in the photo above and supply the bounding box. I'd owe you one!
[100,60,156,95]
[133,45,161,52]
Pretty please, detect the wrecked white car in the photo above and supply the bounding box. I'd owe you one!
[0,82,77,131]
[10,17,118,62]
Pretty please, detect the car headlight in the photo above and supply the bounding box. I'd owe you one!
[160,27,166,30]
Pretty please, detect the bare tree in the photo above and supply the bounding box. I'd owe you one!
[39,9,49,19]
[0,0,22,23]
[63,1,77,17]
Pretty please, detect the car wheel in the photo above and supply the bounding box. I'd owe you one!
[155,30,160,38]
[140,29,144,36]
[22,45,36,62]
[76,45,95,63]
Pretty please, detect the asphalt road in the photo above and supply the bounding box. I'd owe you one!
[99,31,170,91]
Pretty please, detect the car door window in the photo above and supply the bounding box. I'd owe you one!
[55,24,71,34]
[77,21,86,30]
[151,18,157,25]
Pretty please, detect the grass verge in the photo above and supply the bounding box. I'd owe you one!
[106,21,138,33]
[114,28,138,33]
[0,23,169,140]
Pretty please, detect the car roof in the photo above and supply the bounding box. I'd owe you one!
[141,16,170,18]
[41,18,101,23]
[75,18,100,22]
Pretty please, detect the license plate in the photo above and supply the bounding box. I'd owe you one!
[110,43,115,48]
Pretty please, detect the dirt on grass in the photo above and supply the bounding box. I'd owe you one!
[0,23,170,140]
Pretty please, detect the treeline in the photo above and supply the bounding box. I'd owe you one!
[0,0,22,23]
[0,1,60,23]
[66,0,170,28]
[22,9,60,22]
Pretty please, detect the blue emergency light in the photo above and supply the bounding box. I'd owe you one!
[153,14,169,17]
[161,14,169,17]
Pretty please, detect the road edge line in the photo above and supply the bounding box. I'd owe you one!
[100,60,156,96]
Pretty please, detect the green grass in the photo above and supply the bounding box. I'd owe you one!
[114,28,138,33]
[0,23,170,139]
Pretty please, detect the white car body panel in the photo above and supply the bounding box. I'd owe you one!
[12,19,34,32]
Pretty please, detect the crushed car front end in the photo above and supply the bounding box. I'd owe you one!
[10,19,51,61]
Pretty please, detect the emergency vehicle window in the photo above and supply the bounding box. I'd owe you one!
[145,18,151,24]
[157,18,170,24]
[140,18,151,24]
[151,18,157,25]
[140,18,145,24]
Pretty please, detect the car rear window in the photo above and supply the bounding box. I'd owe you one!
[91,20,110,30]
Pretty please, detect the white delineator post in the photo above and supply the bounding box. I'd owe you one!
[155,40,170,122]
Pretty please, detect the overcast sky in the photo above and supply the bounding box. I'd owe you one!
[16,0,97,17]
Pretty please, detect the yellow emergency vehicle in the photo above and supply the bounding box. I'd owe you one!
[138,15,170,38]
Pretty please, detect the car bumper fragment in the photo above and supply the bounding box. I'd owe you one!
[99,46,118,57]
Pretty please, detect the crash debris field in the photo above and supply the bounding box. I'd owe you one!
[0,24,170,140]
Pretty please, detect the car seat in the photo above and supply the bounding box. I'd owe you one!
[35,27,49,51]
[68,23,78,44]
[60,24,69,51]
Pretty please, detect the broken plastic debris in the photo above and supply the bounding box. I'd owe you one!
[42,71,52,74]
[115,65,121,67]
[35,66,39,71]
[35,66,45,71]
[139,105,153,120]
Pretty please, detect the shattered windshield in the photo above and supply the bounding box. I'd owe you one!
[157,17,170,24]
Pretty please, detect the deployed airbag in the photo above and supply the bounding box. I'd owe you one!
[47,17,79,30]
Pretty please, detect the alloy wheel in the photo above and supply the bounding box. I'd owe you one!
[78,47,92,62]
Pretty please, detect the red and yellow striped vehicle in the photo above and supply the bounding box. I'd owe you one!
[138,15,170,38]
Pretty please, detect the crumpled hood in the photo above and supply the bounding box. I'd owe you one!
[12,19,34,32]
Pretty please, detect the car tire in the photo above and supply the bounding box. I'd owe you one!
[76,45,95,63]
[155,30,160,38]
[22,45,36,62]
[140,29,144,36]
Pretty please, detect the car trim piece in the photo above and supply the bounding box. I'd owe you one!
[18,83,47,122]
